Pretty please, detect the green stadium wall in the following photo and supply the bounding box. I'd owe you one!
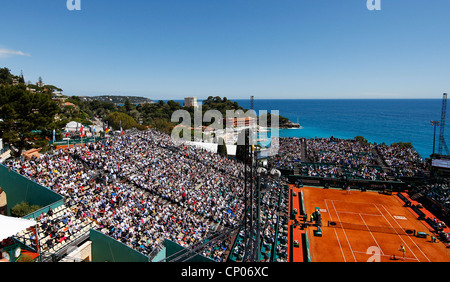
[163,239,215,262]
[90,229,149,262]
[0,164,64,217]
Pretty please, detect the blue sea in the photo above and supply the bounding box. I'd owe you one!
[169,99,447,159]
[235,99,446,159]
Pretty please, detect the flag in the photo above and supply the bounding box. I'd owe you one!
[80,124,84,137]
[52,129,55,142]
[105,127,111,134]
[65,125,69,137]
[120,120,123,135]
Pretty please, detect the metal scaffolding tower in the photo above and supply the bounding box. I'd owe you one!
[438,93,449,155]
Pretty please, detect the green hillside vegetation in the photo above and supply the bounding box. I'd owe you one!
[0,67,24,85]
[79,95,153,104]
[202,96,244,114]
[105,112,146,131]
[0,83,59,155]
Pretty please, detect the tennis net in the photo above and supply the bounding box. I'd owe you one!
[327,221,415,236]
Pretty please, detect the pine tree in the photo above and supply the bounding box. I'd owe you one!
[19,70,25,84]
[0,84,59,156]
[124,97,133,113]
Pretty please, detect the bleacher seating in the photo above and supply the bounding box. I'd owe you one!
[16,204,96,255]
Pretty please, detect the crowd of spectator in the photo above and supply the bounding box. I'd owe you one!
[300,163,341,178]
[415,182,450,212]
[307,138,376,165]
[6,129,253,260]
[36,207,83,251]
[269,137,303,170]
[376,144,427,178]
[305,138,389,180]
[271,137,427,182]
[75,130,246,229]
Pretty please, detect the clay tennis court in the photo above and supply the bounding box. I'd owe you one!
[291,186,450,262]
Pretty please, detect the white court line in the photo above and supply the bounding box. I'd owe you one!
[377,204,431,262]
[323,198,430,262]
[322,199,381,217]
[324,199,347,262]
[359,213,384,255]
[337,211,383,217]
[352,250,418,261]
[328,199,357,262]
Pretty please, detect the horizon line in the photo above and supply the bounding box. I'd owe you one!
[73,94,446,101]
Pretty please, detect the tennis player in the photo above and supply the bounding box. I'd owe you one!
[399,245,406,260]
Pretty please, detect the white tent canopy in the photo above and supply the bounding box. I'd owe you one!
[64,121,103,134]
[65,121,91,132]
[186,141,237,156]
[0,215,36,241]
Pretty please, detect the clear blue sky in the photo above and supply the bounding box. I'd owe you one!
[1,0,449,100]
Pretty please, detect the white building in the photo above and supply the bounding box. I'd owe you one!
[184,97,198,108]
